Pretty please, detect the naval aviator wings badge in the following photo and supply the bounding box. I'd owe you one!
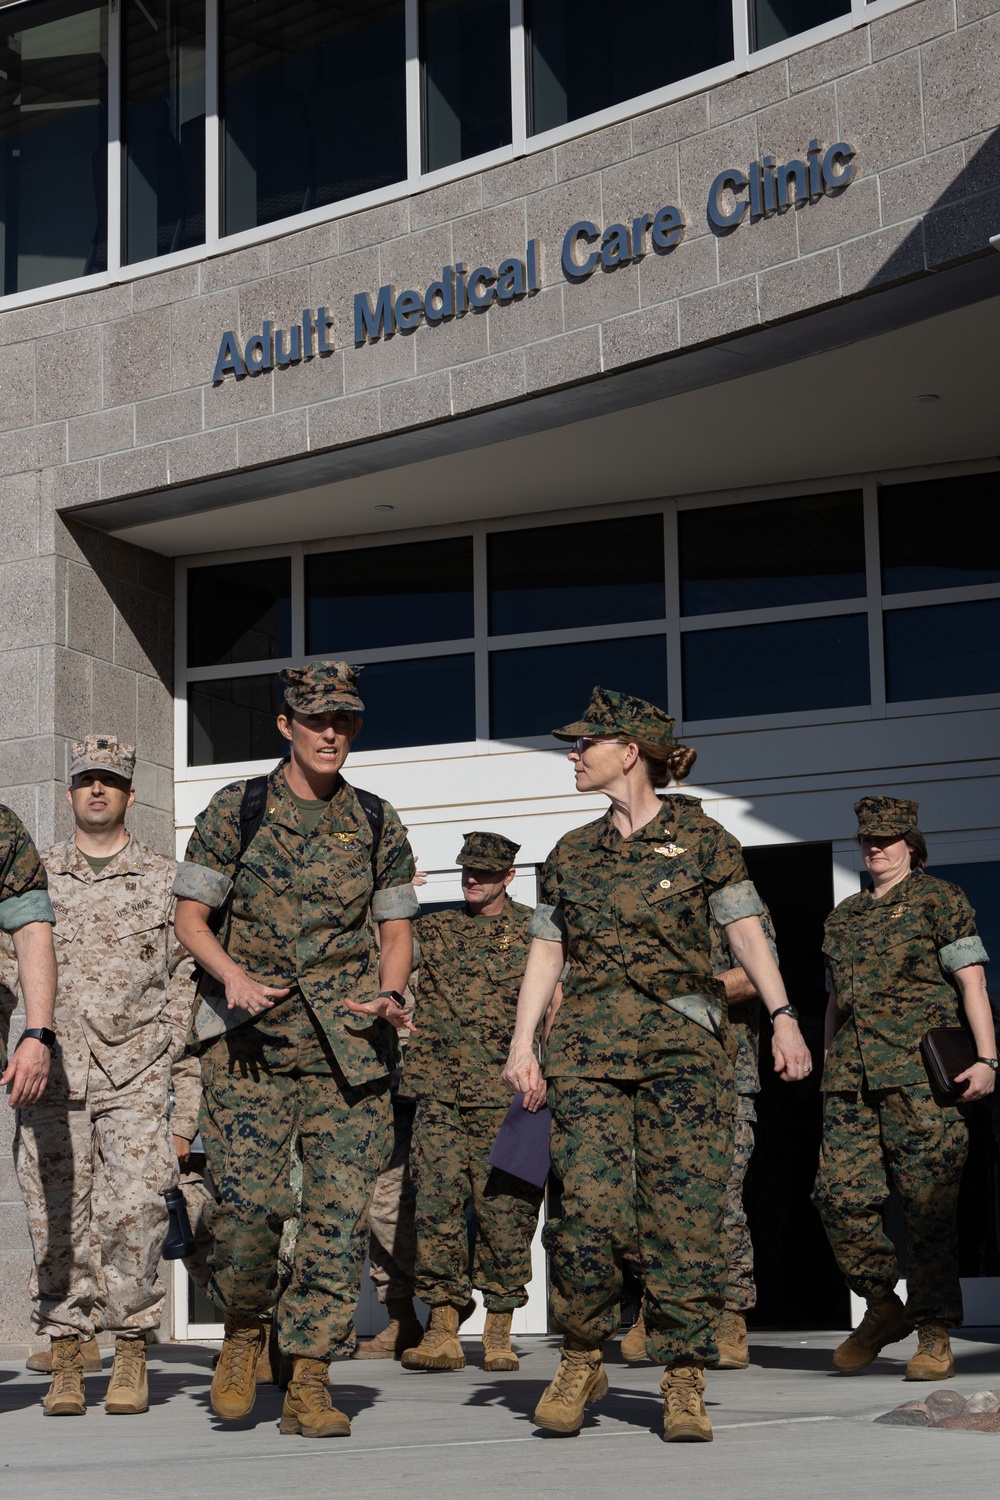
[655,843,686,857]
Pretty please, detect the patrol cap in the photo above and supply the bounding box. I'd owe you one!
[553,685,675,749]
[457,831,521,871]
[280,661,365,715]
[70,734,136,783]
[854,796,919,838]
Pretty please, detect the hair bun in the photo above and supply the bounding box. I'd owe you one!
[669,744,698,782]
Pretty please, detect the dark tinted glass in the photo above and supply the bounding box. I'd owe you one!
[879,474,1000,594]
[679,491,865,616]
[222,0,405,235]
[928,862,1000,1006]
[488,516,665,636]
[188,673,285,765]
[751,0,848,50]
[528,0,732,134]
[306,538,474,653]
[490,634,668,740]
[0,0,108,295]
[124,0,205,264]
[423,0,511,171]
[884,599,1000,703]
[187,558,292,668]
[682,614,869,720]
[353,654,476,749]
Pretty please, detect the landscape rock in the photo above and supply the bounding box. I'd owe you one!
[924,1390,967,1421]
[935,1413,1000,1432]
[962,1392,1000,1415]
[874,1404,931,1427]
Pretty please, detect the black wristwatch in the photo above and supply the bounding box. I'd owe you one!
[18,1028,56,1049]
[977,1057,999,1071]
[770,1005,799,1021]
[377,990,405,1007]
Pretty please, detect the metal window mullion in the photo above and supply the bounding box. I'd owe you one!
[664,501,684,728]
[863,473,887,716]
[473,525,490,743]
[290,544,305,662]
[175,561,190,794]
[880,582,1000,611]
[205,0,221,246]
[405,0,422,181]
[487,619,667,651]
[733,0,751,69]
[510,0,527,154]
[677,596,869,632]
[107,0,122,275]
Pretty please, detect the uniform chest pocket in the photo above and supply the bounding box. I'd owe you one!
[113,914,166,962]
[643,866,702,909]
[238,847,295,899]
[52,920,78,947]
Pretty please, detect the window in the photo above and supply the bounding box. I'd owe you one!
[188,673,286,765]
[221,0,406,235]
[490,634,668,739]
[750,0,849,51]
[422,0,511,171]
[682,614,869,721]
[884,598,1000,704]
[354,653,476,749]
[527,0,732,135]
[187,558,292,668]
[0,0,108,296]
[879,474,1000,595]
[678,491,865,616]
[306,537,474,653]
[123,0,205,264]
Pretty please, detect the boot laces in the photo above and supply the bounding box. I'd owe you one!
[483,1317,511,1352]
[856,1298,895,1341]
[664,1370,703,1417]
[50,1358,82,1396]
[917,1324,946,1353]
[550,1348,597,1400]
[108,1341,144,1391]
[218,1327,260,1391]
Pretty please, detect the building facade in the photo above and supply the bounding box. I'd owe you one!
[1,0,999,1351]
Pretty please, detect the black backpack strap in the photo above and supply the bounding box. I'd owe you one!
[351,785,385,885]
[202,774,270,957]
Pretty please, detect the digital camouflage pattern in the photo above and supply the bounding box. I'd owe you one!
[198,1000,391,1359]
[15,1055,176,1338]
[170,1052,213,1295]
[0,803,54,1071]
[822,869,988,1090]
[535,793,764,1072]
[552,685,676,749]
[175,763,418,1086]
[412,1100,543,1311]
[366,1083,417,1302]
[403,899,534,1105]
[723,1103,756,1312]
[69,733,136,781]
[709,912,780,1099]
[853,796,919,838]
[456,830,520,870]
[281,660,365,714]
[544,1032,734,1365]
[813,1085,968,1325]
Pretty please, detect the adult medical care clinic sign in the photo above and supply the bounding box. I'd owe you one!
[212,138,855,383]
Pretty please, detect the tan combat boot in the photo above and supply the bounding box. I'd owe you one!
[620,1314,648,1364]
[211,1312,267,1421]
[279,1357,351,1438]
[105,1335,149,1414]
[905,1323,955,1381]
[832,1291,911,1374]
[43,1336,86,1416]
[482,1311,519,1372]
[716,1310,750,1370]
[533,1341,608,1434]
[662,1365,713,1442]
[354,1298,424,1360]
[27,1336,102,1375]
[401,1304,466,1370]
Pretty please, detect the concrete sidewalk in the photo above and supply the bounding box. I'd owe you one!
[3,1327,1000,1500]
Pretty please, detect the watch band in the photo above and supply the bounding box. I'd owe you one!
[976,1057,999,1070]
[19,1027,56,1049]
[770,1005,799,1021]
[377,990,405,1006]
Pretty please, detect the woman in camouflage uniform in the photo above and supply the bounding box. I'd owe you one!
[503,687,810,1444]
[814,797,994,1383]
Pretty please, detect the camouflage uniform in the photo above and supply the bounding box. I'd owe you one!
[0,804,56,1071]
[536,779,761,1367]
[14,830,194,1339]
[176,728,418,1360]
[813,798,990,1327]
[170,1052,214,1297]
[365,1072,418,1303]
[403,838,542,1312]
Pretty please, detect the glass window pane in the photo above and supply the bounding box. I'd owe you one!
[188,673,285,765]
[123,0,205,264]
[879,473,1000,594]
[927,862,1000,1007]
[527,0,732,135]
[682,614,869,720]
[423,0,511,171]
[751,0,848,50]
[490,634,667,740]
[678,491,865,616]
[187,558,292,668]
[306,538,474,654]
[884,598,1000,703]
[0,0,108,296]
[488,515,665,636]
[222,0,406,236]
[353,654,476,749]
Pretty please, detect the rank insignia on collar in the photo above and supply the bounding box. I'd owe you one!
[655,844,686,857]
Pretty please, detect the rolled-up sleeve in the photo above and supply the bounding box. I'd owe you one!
[939,935,989,972]
[0,888,56,931]
[372,883,419,921]
[710,879,765,926]
[172,861,232,908]
[529,903,566,941]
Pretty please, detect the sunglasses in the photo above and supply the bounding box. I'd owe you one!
[571,736,630,753]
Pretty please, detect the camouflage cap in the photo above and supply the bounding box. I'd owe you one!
[854,796,920,838]
[280,661,364,715]
[552,686,675,749]
[70,734,136,783]
[457,830,521,871]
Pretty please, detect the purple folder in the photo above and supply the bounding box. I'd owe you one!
[488,1095,552,1188]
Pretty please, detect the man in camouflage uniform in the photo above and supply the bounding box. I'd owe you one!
[173,661,418,1439]
[400,832,546,1375]
[814,796,994,1382]
[0,803,57,1108]
[170,1052,214,1300]
[13,736,195,1418]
